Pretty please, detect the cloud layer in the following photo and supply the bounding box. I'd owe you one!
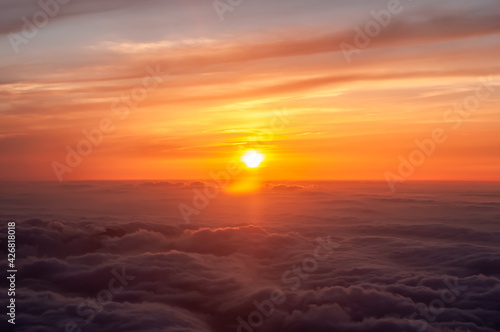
[1,181,499,331]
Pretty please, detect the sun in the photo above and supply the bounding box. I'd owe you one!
[241,150,265,168]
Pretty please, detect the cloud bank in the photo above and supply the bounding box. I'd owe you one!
[1,181,499,331]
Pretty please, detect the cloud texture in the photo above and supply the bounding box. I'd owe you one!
[1,181,499,331]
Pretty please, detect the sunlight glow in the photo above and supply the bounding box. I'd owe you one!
[241,150,265,168]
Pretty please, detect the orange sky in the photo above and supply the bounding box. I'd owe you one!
[0,0,499,181]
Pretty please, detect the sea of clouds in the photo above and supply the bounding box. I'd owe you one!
[1,181,499,332]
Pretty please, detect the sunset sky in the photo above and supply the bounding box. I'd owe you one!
[1,0,499,181]
[2,3,500,331]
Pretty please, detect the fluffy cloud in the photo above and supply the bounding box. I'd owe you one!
[1,181,499,331]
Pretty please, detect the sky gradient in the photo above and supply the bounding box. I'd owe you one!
[1,0,499,181]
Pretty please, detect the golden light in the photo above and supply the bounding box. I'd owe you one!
[241,150,265,168]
